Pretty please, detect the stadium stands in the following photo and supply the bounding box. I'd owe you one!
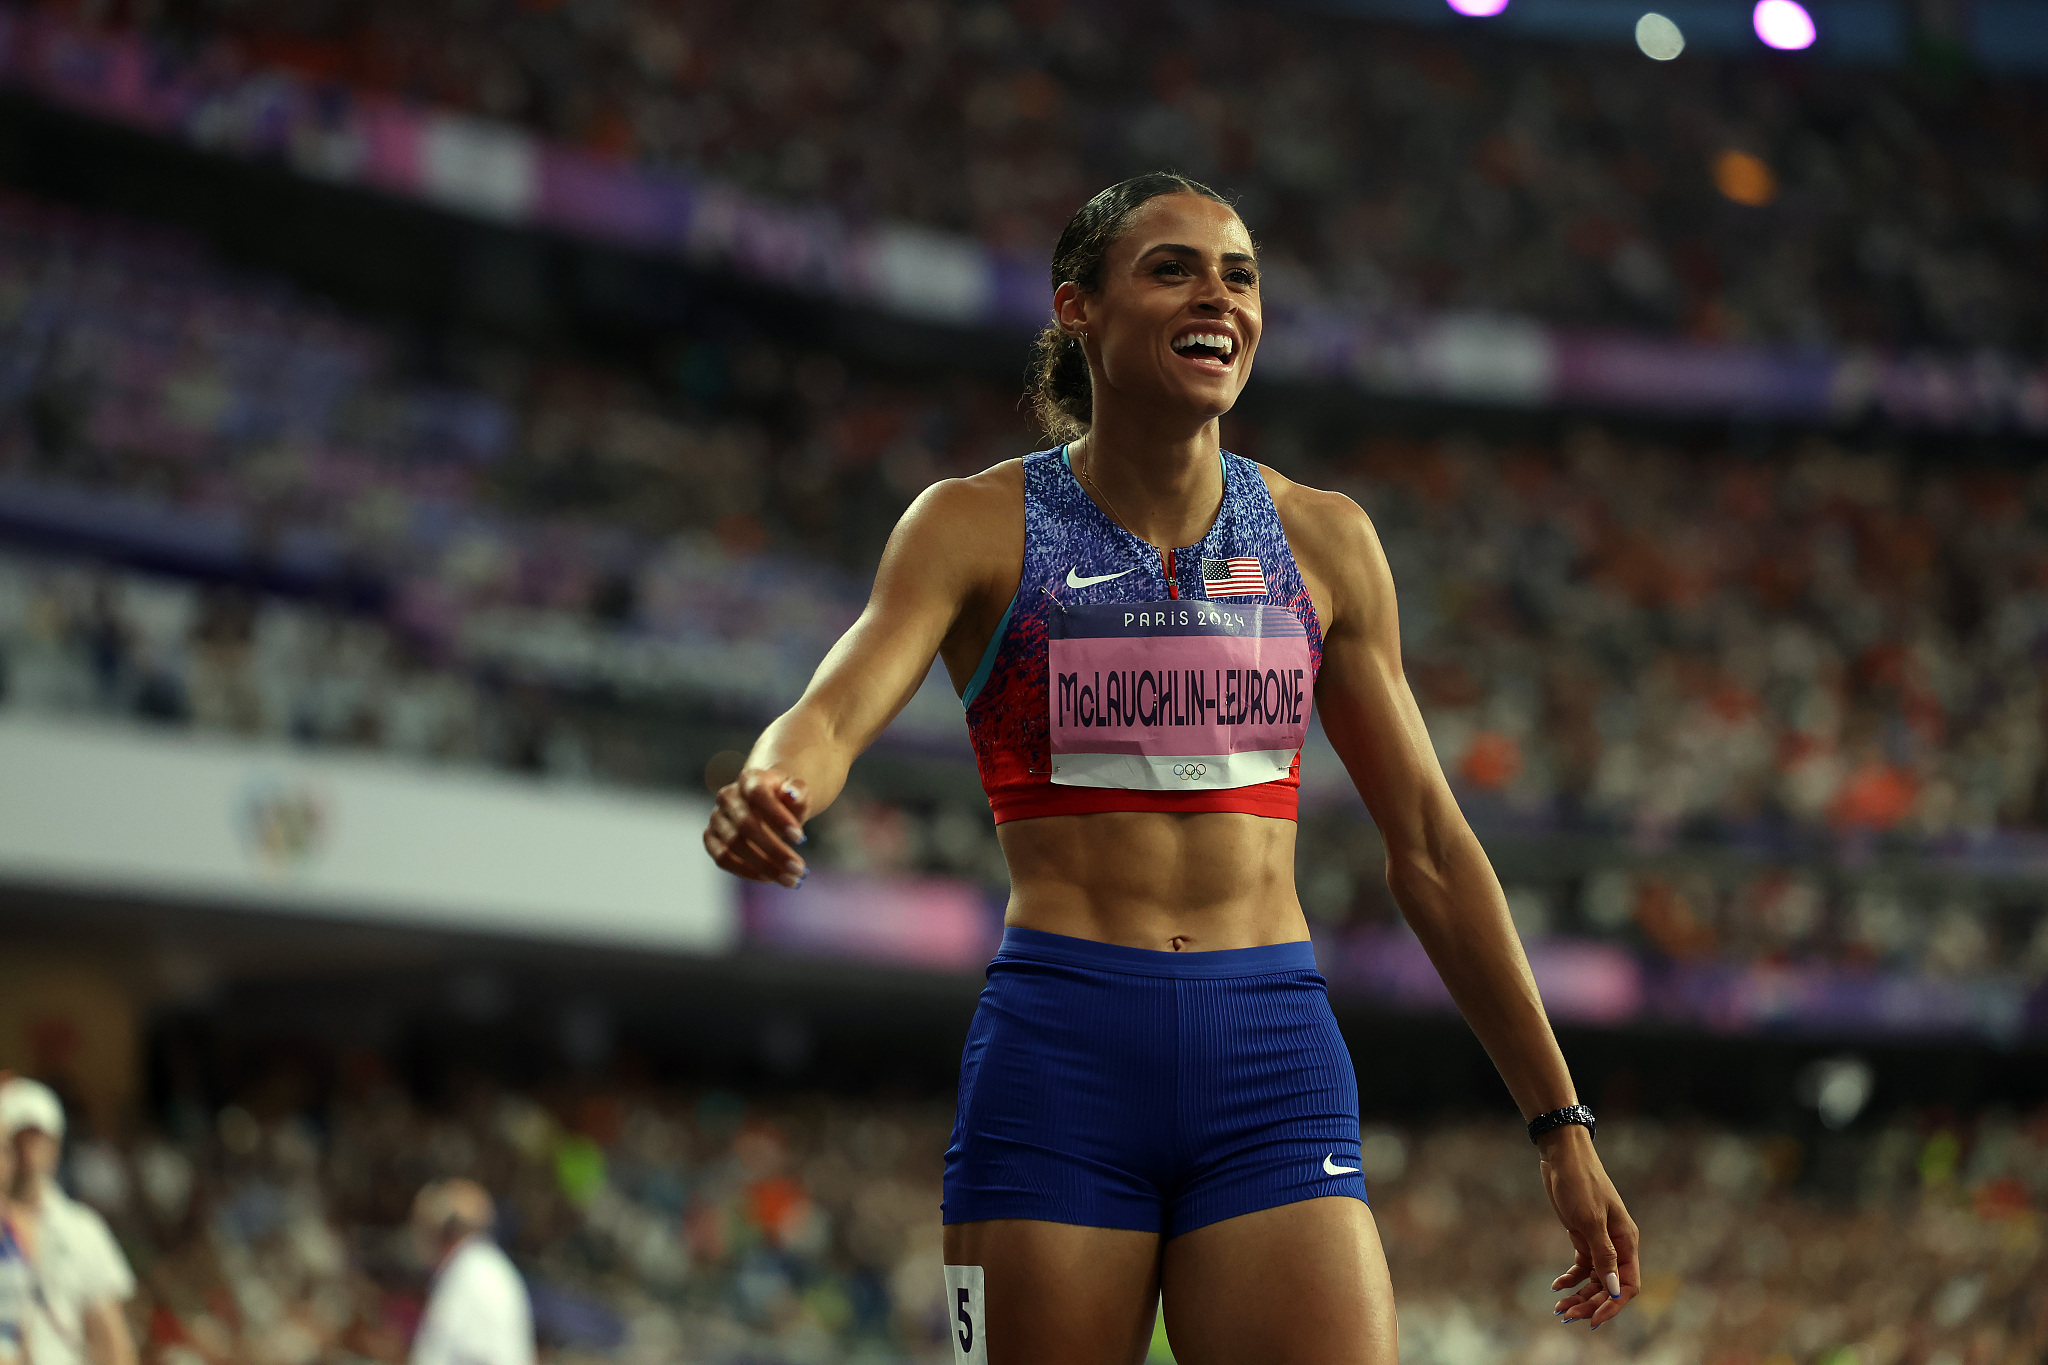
[7,188,2048,990]
[104,0,2048,351]
[68,1080,2048,1365]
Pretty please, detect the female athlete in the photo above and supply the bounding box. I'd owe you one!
[702,172,1641,1365]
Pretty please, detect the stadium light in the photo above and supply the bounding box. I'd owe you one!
[1753,0,1817,49]
[1713,149,1778,206]
[1797,1056,1874,1130]
[1635,13,1686,59]
[1446,0,1511,16]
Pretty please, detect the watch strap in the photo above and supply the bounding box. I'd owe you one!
[1528,1104,1597,1144]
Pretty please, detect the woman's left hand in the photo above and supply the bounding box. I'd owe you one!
[1538,1125,1641,1328]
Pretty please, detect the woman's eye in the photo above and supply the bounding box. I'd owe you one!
[1154,261,1189,276]
[1228,270,1257,285]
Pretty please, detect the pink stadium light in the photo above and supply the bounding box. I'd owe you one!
[1753,0,1817,49]
[1446,0,1511,16]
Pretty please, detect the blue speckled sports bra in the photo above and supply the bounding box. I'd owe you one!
[961,447,1324,824]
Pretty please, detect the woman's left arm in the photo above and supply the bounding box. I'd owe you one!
[1280,479,1641,1327]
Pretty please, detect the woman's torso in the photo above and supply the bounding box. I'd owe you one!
[940,448,1327,952]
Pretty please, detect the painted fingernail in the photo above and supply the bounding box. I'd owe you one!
[1605,1273,1621,1298]
[782,783,801,802]
[789,829,807,845]
[784,859,805,875]
[779,874,800,889]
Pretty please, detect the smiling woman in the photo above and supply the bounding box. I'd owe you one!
[702,174,1642,1365]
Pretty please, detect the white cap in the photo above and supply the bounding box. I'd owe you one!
[0,1078,65,1139]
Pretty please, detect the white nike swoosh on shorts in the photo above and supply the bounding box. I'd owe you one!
[1066,567,1137,589]
[1323,1154,1360,1175]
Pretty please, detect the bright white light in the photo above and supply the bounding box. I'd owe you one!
[1753,0,1817,49]
[1447,0,1510,16]
[1797,1055,1875,1130]
[1635,12,1686,59]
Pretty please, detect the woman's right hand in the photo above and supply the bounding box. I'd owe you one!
[703,768,811,887]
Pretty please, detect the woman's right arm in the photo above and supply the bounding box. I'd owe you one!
[702,469,1018,887]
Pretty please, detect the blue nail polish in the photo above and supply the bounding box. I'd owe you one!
[793,831,807,845]
[796,869,808,886]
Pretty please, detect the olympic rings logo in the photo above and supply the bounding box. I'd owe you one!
[1171,763,1209,780]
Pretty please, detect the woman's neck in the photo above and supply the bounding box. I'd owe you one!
[1070,414,1224,549]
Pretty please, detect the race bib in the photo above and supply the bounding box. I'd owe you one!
[944,1265,988,1365]
[1048,601,1311,790]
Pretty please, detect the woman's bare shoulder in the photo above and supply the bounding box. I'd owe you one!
[1254,461,1395,631]
[879,458,1027,590]
[903,456,1018,516]
[1254,462,1379,551]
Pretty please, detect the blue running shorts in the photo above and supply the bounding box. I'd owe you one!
[942,926,1368,1237]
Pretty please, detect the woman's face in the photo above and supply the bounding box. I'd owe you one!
[1056,193,1262,429]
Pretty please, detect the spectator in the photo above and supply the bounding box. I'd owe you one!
[0,1080,134,1365]
[0,1101,32,1365]
[408,1179,534,1365]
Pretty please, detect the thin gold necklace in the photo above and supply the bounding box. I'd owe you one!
[1077,444,1152,548]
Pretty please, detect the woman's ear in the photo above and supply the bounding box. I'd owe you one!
[1053,280,1089,337]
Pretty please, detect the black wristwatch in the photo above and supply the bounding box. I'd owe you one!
[1527,1105,1597,1144]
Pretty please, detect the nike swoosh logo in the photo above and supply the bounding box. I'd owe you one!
[1066,567,1137,589]
[1323,1155,1360,1175]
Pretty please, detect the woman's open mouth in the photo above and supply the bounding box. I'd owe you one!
[1171,331,1236,370]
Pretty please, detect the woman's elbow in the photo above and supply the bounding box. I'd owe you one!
[1381,811,1478,904]
[1384,846,1451,905]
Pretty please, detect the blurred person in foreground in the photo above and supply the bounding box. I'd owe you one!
[0,1092,34,1365]
[0,1080,132,1365]
[705,173,1640,1364]
[409,1180,533,1365]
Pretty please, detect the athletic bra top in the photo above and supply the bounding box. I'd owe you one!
[962,447,1325,825]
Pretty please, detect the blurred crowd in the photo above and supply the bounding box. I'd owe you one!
[0,548,607,777]
[1340,426,2048,848]
[65,0,2048,352]
[46,1073,2048,1365]
[0,187,1009,741]
[14,185,2048,977]
[87,1075,963,1365]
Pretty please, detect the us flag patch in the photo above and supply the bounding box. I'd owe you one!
[1202,556,1267,597]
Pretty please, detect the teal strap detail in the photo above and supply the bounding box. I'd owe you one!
[960,589,1019,710]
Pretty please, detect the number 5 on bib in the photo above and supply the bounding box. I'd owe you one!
[943,1265,988,1365]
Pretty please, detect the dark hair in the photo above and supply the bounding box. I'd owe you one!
[1026,173,1235,444]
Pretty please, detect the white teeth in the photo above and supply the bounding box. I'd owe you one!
[1172,332,1234,357]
